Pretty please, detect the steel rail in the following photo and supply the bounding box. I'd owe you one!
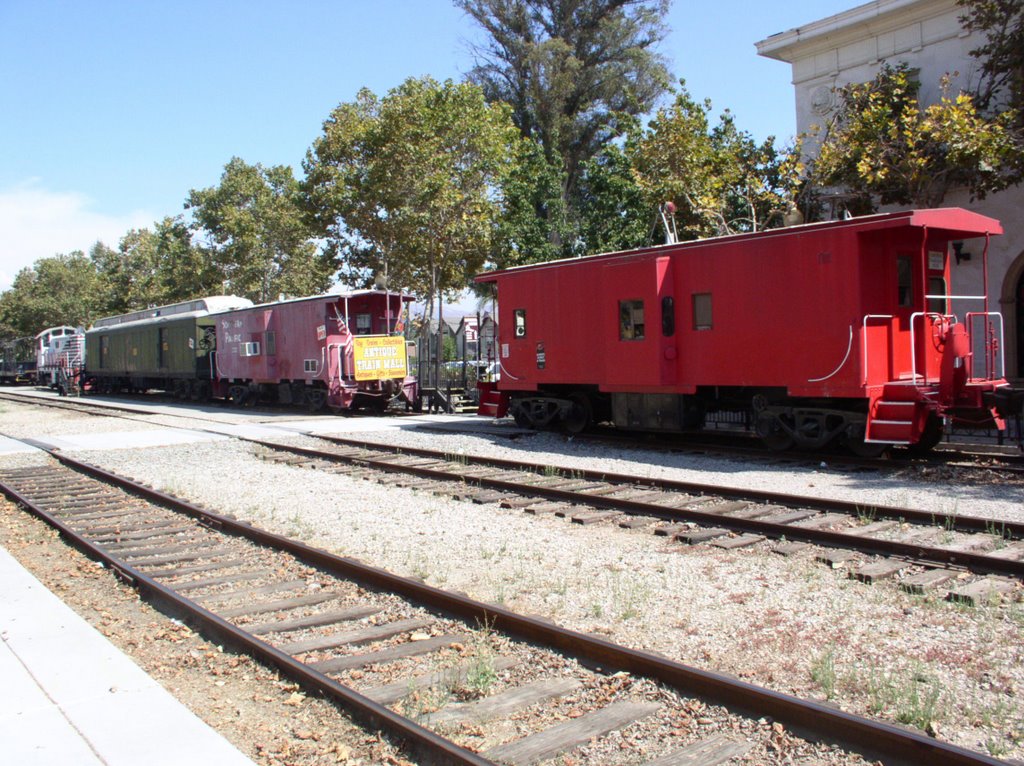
[6,445,1003,766]
[247,435,1024,579]
[0,463,493,766]
[3,389,1019,472]
[314,434,1024,536]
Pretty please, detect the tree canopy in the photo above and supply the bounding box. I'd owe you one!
[811,64,1018,208]
[303,76,518,305]
[959,0,1024,181]
[627,84,800,238]
[459,0,671,248]
[0,251,105,334]
[188,158,330,304]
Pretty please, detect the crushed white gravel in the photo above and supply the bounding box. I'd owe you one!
[1,396,1022,760]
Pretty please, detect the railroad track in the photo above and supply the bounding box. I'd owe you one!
[0,443,1007,765]
[2,389,1021,477]
[247,433,1024,604]
[2,390,1021,600]
[552,425,1024,477]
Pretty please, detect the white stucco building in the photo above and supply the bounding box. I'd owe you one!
[757,0,1024,381]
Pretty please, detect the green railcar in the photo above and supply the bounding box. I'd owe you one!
[85,296,251,398]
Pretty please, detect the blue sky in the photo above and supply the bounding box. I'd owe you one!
[0,0,856,290]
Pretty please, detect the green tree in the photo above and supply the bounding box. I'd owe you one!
[811,63,1017,207]
[458,0,671,249]
[91,231,160,314]
[152,216,221,303]
[0,252,105,334]
[304,76,518,312]
[959,1,1023,113]
[188,158,329,303]
[628,84,799,238]
[958,0,1024,180]
[576,136,653,252]
[491,136,573,268]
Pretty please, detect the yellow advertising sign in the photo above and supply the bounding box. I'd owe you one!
[352,336,408,381]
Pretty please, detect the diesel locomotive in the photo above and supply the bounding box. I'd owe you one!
[36,325,85,394]
[477,208,1018,454]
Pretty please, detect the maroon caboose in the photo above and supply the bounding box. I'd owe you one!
[214,291,417,411]
[477,208,1013,454]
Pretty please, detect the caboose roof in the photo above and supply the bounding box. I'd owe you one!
[475,207,1002,283]
[212,290,414,314]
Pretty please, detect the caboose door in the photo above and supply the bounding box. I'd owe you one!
[601,258,671,388]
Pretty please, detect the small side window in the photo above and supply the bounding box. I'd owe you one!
[513,309,527,338]
[265,331,276,356]
[927,276,948,315]
[356,313,372,335]
[661,296,675,337]
[692,293,712,330]
[241,341,261,357]
[304,359,318,373]
[619,299,645,340]
[897,255,913,307]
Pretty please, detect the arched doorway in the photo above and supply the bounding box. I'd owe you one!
[1017,269,1024,378]
[1001,250,1024,381]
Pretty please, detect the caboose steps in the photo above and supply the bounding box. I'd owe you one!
[864,419,914,444]
[872,400,914,421]
[866,397,919,444]
[864,381,942,444]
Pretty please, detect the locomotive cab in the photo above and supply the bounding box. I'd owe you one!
[35,325,85,394]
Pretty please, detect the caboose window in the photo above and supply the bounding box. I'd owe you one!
[356,313,372,334]
[692,293,713,330]
[241,342,261,357]
[897,255,913,307]
[619,300,645,340]
[265,331,276,356]
[513,309,527,338]
[927,276,948,315]
[661,296,675,337]
[304,359,318,373]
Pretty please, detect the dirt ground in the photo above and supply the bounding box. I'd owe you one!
[0,498,416,766]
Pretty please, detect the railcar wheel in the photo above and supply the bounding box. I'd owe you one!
[908,414,943,454]
[228,385,247,407]
[306,388,328,412]
[755,412,793,451]
[843,425,889,458]
[512,406,532,428]
[562,393,592,434]
[192,381,210,402]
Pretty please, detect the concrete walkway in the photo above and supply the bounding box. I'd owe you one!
[0,545,255,765]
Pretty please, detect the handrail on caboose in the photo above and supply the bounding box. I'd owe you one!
[921,289,1004,382]
[965,311,1005,381]
[909,311,959,383]
[807,325,853,383]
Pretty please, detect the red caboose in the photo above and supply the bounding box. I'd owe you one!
[214,291,417,412]
[477,208,1013,454]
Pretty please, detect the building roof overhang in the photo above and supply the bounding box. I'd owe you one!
[755,0,959,63]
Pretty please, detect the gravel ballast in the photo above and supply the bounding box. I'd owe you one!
[1,398,1021,761]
